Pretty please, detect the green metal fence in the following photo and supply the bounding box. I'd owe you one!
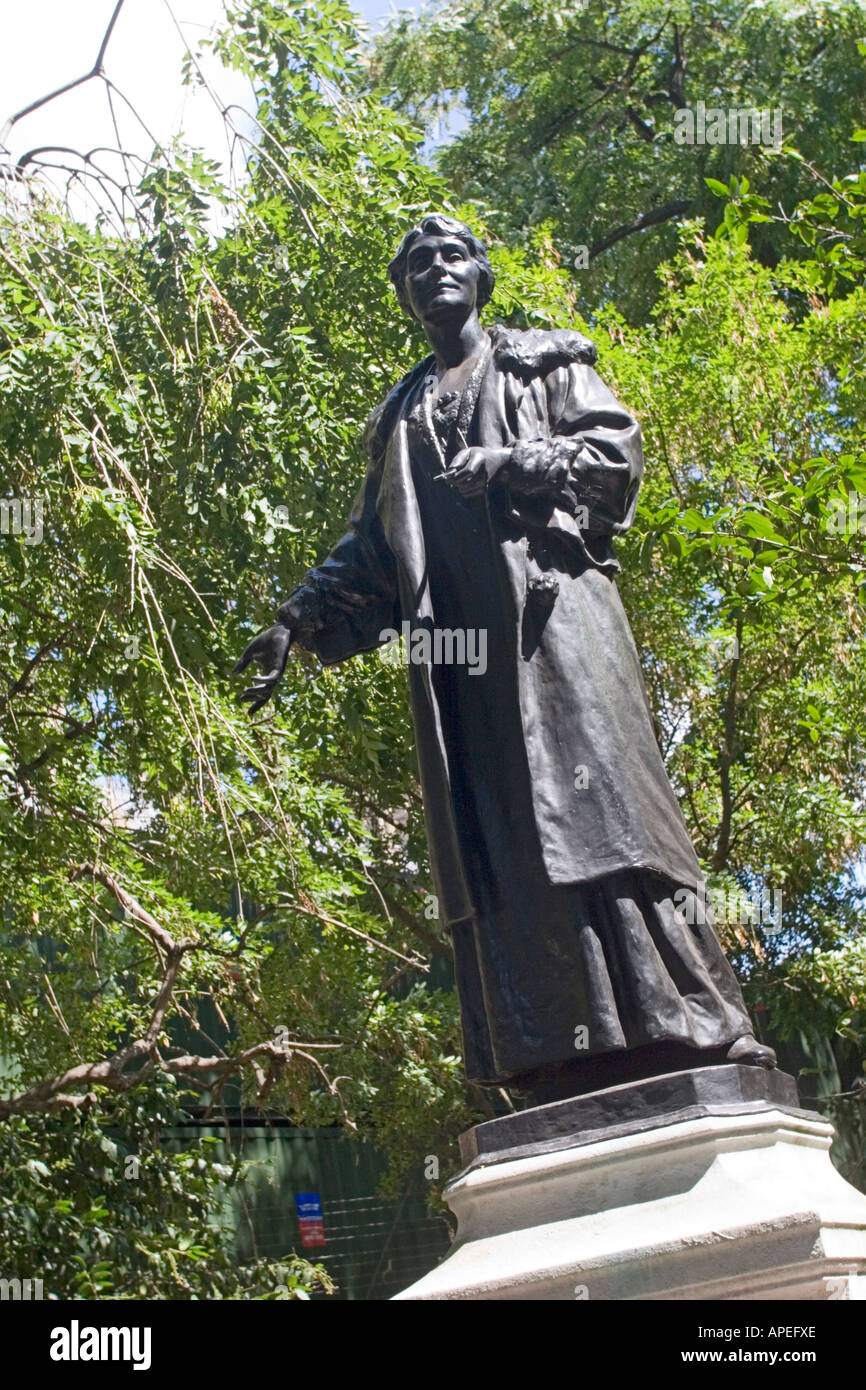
[167,1120,451,1300]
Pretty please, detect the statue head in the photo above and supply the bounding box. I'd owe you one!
[388,214,495,325]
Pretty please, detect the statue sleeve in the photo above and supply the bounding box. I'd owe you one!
[276,363,431,661]
[507,361,644,537]
[277,455,400,665]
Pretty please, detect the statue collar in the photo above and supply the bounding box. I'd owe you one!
[488,324,597,376]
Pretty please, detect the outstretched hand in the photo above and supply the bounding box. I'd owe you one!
[233,623,294,714]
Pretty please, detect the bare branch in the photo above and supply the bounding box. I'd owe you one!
[373,881,454,962]
[0,1,127,149]
[69,862,180,955]
[589,199,692,259]
[0,864,351,1118]
[0,1040,295,1119]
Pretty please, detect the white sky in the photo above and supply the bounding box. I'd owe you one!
[0,0,417,209]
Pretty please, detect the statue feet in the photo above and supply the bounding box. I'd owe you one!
[726,1034,777,1068]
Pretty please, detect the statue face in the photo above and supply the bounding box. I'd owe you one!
[404,233,481,326]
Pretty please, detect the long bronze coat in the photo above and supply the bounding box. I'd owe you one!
[292,326,703,928]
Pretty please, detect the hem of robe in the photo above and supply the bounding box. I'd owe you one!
[504,1037,758,1102]
[449,868,754,1086]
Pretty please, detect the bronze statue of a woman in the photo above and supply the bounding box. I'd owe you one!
[234,214,775,1105]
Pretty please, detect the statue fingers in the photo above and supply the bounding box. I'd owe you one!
[443,462,474,486]
[239,677,276,709]
[447,467,485,495]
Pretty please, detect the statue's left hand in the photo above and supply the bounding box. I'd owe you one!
[442,445,511,497]
[233,623,294,714]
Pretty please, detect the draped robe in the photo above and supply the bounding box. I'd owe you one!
[287,326,753,1084]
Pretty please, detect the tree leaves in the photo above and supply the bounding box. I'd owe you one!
[370,0,866,319]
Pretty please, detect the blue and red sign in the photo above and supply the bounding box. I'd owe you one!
[294,1191,326,1247]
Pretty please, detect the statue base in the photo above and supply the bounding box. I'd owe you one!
[394,1065,866,1300]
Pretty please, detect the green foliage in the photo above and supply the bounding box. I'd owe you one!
[0,0,489,1294]
[0,1081,332,1298]
[2,0,866,1298]
[370,0,866,318]
[0,0,582,1294]
[597,206,866,1088]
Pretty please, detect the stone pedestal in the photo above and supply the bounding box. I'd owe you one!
[394,1066,866,1301]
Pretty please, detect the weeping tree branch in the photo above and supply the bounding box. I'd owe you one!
[711,614,745,872]
[0,0,163,241]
